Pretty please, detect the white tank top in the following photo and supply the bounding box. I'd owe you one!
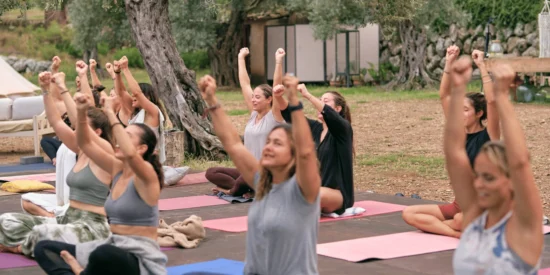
[453,210,541,275]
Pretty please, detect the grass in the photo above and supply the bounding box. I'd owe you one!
[358,153,446,179]
[1,8,44,22]
[227,109,249,116]
[181,154,234,171]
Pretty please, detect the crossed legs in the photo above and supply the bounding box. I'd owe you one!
[402,203,462,238]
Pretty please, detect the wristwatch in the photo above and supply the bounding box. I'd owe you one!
[287,102,303,112]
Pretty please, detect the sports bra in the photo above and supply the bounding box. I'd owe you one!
[104,172,159,227]
[66,164,110,206]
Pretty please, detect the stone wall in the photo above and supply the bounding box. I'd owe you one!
[0,55,51,74]
[379,22,540,78]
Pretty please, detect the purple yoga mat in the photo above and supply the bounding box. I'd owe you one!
[0,252,37,269]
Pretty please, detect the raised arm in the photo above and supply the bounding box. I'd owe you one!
[492,65,542,233]
[119,57,159,122]
[444,57,478,227]
[440,46,460,119]
[238,48,254,112]
[76,61,96,106]
[472,50,500,140]
[38,72,79,153]
[284,75,321,203]
[74,94,120,175]
[300,85,351,138]
[51,72,77,127]
[110,61,133,113]
[272,49,286,122]
[199,75,259,187]
[49,56,62,100]
[272,84,287,121]
[89,59,102,88]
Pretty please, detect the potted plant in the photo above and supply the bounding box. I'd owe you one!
[352,75,363,86]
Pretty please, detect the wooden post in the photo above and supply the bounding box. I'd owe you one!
[164,131,185,167]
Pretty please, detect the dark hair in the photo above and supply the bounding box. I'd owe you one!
[133,83,168,123]
[255,84,273,106]
[327,91,355,157]
[86,107,112,143]
[466,92,487,126]
[133,123,164,190]
[256,124,296,200]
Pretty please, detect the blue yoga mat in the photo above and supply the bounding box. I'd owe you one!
[0,163,54,174]
[167,258,244,275]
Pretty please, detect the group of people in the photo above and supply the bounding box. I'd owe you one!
[0,43,543,274]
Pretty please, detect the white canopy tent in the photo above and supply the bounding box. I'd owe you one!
[0,57,39,98]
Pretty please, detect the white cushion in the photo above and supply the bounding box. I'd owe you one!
[11,96,44,120]
[0,98,13,121]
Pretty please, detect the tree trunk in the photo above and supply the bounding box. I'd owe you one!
[208,3,245,87]
[123,0,224,159]
[385,21,436,90]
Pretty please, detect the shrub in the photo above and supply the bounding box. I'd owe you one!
[97,42,110,56]
[456,0,543,27]
[114,47,144,68]
[40,44,58,61]
[180,50,209,70]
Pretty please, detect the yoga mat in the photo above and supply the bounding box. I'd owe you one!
[540,268,550,275]
[320,201,406,222]
[317,231,460,262]
[167,258,244,275]
[0,163,54,174]
[203,200,406,232]
[161,247,175,251]
[0,252,37,269]
[0,173,56,182]
[167,172,208,188]
[159,195,229,211]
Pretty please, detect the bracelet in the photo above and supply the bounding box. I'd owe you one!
[287,102,304,113]
[444,70,450,74]
[42,89,49,95]
[483,79,492,83]
[60,90,69,95]
[481,74,491,78]
[111,122,123,128]
[276,62,282,64]
[202,103,221,118]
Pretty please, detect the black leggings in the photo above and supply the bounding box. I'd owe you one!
[34,240,140,275]
[40,137,62,161]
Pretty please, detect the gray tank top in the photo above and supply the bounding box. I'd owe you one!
[244,173,320,275]
[453,211,541,275]
[66,164,110,207]
[104,173,159,227]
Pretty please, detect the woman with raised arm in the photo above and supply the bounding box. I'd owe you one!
[199,74,320,274]
[25,57,77,218]
[114,56,167,164]
[447,58,543,274]
[34,94,167,275]
[401,47,500,238]
[0,72,113,257]
[205,48,285,198]
[272,83,354,215]
[88,59,108,107]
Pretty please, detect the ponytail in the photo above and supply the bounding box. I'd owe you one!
[146,153,164,190]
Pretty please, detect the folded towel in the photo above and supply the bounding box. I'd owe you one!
[322,207,366,218]
[157,215,206,248]
[215,192,253,203]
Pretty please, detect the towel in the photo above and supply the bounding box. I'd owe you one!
[215,192,253,203]
[157,215,205,249]
[321,207,366,218]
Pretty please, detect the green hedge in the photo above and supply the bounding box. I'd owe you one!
[456,0,544,27]
[180,50,209,70]
[114,47,144,68]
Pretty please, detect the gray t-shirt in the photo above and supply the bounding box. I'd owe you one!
[245,173,320,275]
[244,110,281,161]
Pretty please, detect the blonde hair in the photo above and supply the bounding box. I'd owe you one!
[478,141,509,177]
[255,124,296,200]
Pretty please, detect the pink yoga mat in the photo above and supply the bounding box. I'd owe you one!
[317,231,460,262]
[203,200,406,232]
[167,172,208,188]
[540,268,550,275]
[1,173,56,182]
[0,252,37,269]
[159,195,229,211]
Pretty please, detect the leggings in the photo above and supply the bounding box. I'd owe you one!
[205,167,253,197]
[40,137,62,161]
[34,240,140,275]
